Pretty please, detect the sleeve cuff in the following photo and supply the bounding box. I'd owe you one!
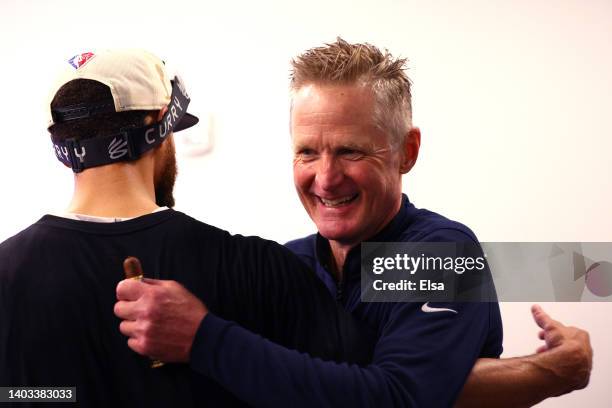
[189,312,234,375]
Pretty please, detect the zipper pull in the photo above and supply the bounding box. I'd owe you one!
[336,279,344,302]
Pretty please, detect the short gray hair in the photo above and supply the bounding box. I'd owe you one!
[290,37,412,146]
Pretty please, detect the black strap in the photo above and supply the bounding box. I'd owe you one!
[50,76,191,173]
[52,101,116,122]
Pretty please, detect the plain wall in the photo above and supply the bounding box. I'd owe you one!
[0,0,610,405]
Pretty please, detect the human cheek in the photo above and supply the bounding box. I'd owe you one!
[294,163,314,196]
[359,166,392,199]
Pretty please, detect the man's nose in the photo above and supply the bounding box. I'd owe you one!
[315,154,344,191]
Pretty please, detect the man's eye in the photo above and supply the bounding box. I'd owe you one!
[338,148,364,159]
[297,149,317,159]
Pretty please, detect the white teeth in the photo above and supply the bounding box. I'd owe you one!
[320,195,356,207]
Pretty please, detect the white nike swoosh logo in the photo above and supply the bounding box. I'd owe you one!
[421,302,458,314]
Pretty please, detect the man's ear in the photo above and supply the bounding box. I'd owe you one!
[399,127,421,174]
[144,106,168,126]
[157,106,168,122]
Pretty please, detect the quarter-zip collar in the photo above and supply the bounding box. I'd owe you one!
[314,194,418,297]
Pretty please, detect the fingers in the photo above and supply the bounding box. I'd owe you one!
[531,304,542,314]
[531,304,548,329]
[119,319,137,337]
[127,337,147,356]
[114,300,137,320]
[123,256,144,279]
[544,328,564,347]
[533,305,567,350]
[116,279,147,301]
[115,279,207,363]
[114,279,166,318]
[531,304,560,330]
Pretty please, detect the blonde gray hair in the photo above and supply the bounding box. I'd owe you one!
[290,37,412,146]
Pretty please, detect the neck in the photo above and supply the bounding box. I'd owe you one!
[67,159,158,218]
[329,241,352,282]
[328,194,404,281]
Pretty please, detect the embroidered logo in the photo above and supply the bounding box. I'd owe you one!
[108,137,128,160]
[68,52,95,69]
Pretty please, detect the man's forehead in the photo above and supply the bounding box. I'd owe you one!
[291,120,389,151]
[290,83,390,148]
[291,83,375,125]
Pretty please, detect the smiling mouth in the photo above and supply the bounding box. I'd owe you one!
[318,194,359,207]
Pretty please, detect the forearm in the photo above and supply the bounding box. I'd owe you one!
[455,353,572,408]
[192,306,499,408]
[191,313,400,408]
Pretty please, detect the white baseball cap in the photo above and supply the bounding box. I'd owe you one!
[47,49,198,131]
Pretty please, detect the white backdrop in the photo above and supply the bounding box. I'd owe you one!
[0,0,610,405]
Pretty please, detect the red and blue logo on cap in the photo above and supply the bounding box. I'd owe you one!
[68,52,95,69]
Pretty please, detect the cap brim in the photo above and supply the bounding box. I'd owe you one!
[174,112,199,132]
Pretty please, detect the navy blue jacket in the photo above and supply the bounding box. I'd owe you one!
[191,195,502,407]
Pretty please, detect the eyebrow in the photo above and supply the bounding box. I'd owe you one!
[293,139,378,151]
[336,141,368,150]
[292,142,310,152]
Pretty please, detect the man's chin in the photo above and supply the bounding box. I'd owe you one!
[316,224,360,244]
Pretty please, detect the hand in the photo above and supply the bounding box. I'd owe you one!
[531,304,592,394]
[114,263,208,363]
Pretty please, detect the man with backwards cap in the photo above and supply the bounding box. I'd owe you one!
[113,39,592,407]
[0,49,374,407]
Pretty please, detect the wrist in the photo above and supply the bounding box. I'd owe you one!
[527,349,576,396]
[184,303,208,362]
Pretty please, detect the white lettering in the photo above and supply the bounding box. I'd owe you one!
[420,280,445,291]
[372,257,385,274]
[145,128,156,144]
[373,280,416,291]
[173,96,183,112]
[74,146,86,163]
[410,257,421,274]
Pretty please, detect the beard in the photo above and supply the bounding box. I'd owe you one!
[154,140,177,208]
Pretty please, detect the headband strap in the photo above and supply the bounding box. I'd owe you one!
[50,76,191,173]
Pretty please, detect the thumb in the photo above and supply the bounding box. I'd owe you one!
[531,304,557,330]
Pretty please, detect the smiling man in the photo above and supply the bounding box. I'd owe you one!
[292,84,407,260]
[285,38,591,406]
[290,82,416,282]
[282,41,504,406]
